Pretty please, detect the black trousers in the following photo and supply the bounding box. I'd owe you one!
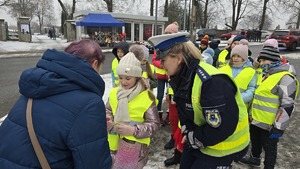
[250,125,279,169]
[180,143,248,169]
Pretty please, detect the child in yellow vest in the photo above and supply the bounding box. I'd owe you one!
[111,42,129,87]
[106,52,160,169]
[219,43,257,106]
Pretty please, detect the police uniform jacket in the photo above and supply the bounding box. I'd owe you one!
[169,58,243,150]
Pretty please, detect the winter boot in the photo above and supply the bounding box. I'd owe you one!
[164,149,182,167]
[164,135,175,150]
[238,155,261,167]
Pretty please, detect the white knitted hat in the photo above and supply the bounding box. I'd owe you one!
[116,52,142,77]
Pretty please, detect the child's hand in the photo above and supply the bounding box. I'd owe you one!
[115,124,136,136]
[106,117,114,131]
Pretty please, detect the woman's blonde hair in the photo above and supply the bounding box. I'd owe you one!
[168,41,202,65]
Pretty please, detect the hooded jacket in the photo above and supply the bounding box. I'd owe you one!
[0,49,112,169]
[251,63,298,131]
[112,42,129,61]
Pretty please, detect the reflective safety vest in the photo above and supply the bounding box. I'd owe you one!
[156,66,167,76]
[111,58,119,87]
[142,64,155,79]
[108,88,153,151]
[192,62,250,157]
[251,71,299,125]
[255,68,263,87]
[217,49,229,68]
[219,65,256,93]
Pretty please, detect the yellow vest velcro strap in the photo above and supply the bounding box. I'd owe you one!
[254,95,280,105]
[252,103,278,114]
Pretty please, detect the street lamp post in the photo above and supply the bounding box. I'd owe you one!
[183,0,187,31]
[154,0,158,35]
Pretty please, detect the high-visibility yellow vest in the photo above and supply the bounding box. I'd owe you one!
[219,65,256,93]
[111,58,119,87]
[156,67,167,76]
[192,62,250,157]
[251,71,299,125]
[255,68,263,87]
[217,50,229,68]
[142,64,155,79]
[108,88,153,151]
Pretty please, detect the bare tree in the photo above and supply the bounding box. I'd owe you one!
[164,0,168,17]
[224,0,250,30]
[33,0,53,33]
[259,0,269,30]
[103,0,113,12]
[0,0,10,6]
[166,0,183,26]
[195,0,220,29]
[150,0,154,16]
[278,0,300,29]
[57,0,76,34]
[8,0,36,18]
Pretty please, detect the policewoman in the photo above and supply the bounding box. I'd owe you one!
[148,32,250,169]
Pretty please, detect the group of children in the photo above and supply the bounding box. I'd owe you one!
[199,34,299,168]
[106,22,298,168]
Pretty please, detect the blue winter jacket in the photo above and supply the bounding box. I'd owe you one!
[231,59,257,103]
[0,49,112,169]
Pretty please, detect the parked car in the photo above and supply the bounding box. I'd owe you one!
[196,29,217,41]
[220,30,246,40]
[269,29,300,51]
[261,30,273,40]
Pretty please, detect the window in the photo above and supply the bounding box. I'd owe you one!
[125,23,132,41]
[143,24,152,41]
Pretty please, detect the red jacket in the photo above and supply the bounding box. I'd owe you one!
[152,51,168,80]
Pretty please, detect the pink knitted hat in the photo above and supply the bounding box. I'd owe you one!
[231,44,249,61]
[263,39,279,49]
[164,22,179,34]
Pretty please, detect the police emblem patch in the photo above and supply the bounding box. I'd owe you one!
[205,109,221,128]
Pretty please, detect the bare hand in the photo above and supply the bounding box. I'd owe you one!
[115,123,136,136]
[181,135,187,144]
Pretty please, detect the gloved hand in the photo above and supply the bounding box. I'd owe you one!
[115,124,136,136]
[269,127,284,139]
[184,131,204,149]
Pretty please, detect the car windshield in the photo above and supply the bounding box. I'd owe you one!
[272,31,288,36]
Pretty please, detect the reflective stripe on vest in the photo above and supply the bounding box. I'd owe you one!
[112,58,119,87]
[108,88,153,151]
[217,50,229,68]
[192,62,250,157]
[220,65,255,93]
[252,71,299,125]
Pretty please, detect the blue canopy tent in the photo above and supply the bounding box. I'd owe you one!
[76,13,125,27]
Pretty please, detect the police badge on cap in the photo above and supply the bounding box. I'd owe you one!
[148,32,189,60]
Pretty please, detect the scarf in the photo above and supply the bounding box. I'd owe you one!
[114,79,144,124]
[261,61,282,74]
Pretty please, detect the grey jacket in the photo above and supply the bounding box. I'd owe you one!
[251,63,298,131]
